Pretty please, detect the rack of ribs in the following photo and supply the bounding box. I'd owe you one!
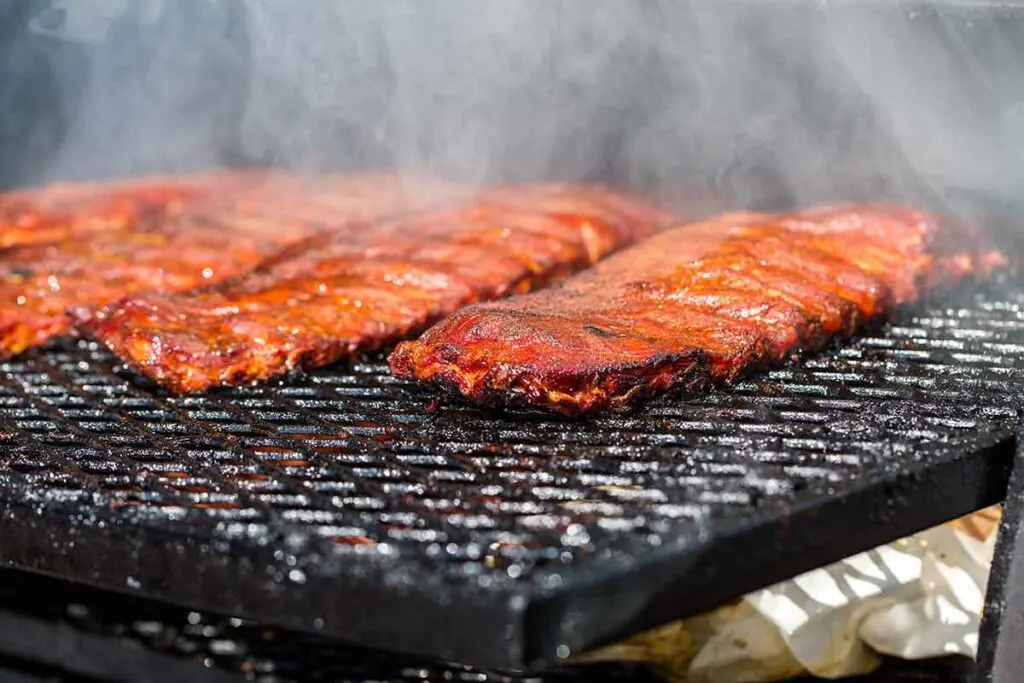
[389,204,1006,416]
[76,185,673,393]
[0,172,469,358]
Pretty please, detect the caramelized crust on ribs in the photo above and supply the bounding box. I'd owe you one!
[1,214,322,358]
[0,170,276,250]
[0,172,468,357]
[389,204,1006,416]
[0,170,469,251]
[77,187,672,393]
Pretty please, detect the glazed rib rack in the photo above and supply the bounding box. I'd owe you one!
[0,263,1021,673]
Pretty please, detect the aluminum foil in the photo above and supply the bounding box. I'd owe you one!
[578,506,1001,682]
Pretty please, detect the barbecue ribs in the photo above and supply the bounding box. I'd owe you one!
[0,172,466,358]
[389,204,1006,416]
[77,186,672,393]
[0,170,277,250]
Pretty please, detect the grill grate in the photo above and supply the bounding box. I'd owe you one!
[0,276,1021,670]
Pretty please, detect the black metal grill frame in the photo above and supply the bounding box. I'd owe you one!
[0,568,659,683]
[0,567,983,683]
[0,272,1019,671]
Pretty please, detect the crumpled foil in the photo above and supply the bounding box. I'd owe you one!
[577,506,1001,682]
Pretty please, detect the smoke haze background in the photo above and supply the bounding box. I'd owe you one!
[4,0,1024,211]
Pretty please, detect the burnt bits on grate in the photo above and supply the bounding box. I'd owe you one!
[0,280,1019,670]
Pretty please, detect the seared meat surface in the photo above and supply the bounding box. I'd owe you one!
[1,214,317,358]
[389,204,1005,416]
[0,173,466,357]
[0,171,274,250]
[78,186,671,393]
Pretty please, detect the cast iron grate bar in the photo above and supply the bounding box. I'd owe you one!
[0,278,1020,670]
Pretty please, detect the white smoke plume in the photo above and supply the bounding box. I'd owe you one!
[13,0,1024,211]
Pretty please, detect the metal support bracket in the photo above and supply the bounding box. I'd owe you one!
[976,431,1024,683]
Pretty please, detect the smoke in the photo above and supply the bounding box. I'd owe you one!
[11,0,1024,210]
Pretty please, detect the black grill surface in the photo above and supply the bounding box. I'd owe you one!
[0,276,1021,672]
